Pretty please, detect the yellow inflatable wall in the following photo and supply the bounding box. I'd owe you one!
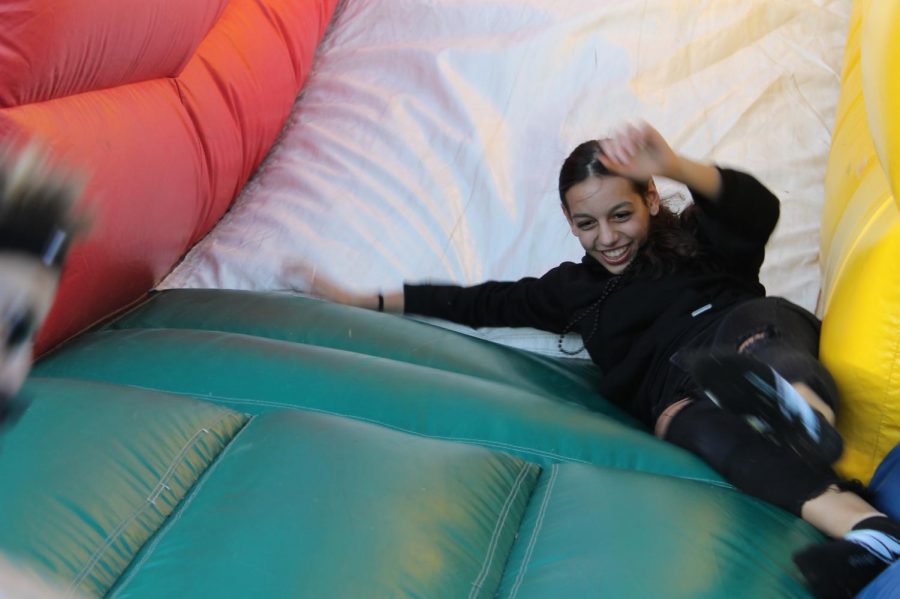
[820,0,900,483]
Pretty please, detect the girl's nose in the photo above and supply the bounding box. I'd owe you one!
[596,223,618,247]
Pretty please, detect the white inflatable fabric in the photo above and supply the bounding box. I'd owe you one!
[160,0,850,358]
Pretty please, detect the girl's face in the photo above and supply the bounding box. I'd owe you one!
[562,175,659,274]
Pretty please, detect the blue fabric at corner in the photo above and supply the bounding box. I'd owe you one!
[870,444,900,521]
[857,444,900,598]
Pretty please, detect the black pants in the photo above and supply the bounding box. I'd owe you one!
[664,297,846,516]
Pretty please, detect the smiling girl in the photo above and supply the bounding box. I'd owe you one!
[314,123,899,597]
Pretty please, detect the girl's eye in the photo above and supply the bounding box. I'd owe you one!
[576,221,595,230]
[612,212,631,221]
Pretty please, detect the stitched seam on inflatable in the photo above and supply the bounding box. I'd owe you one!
[184,393,732,490]
[71,380,732,491]
[69,426,215,592]
[107,418,255,597]
[98,385,589,461]
[469,463,531,599]
[203,396,600,461]
[80,326,608,411]
[508,464,559,599]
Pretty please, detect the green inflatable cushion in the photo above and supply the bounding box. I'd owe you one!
[0,378,246,596]
[109,410,539,599]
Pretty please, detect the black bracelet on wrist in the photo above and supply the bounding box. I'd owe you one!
[377,293,384,312]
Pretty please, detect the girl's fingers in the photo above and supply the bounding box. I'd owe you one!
[598,151,616,170]
[627,124,645,151]
[619,135,638,159]
[600,138,633,171]
[611,138,630,164]
[599,139,617,165]
[600,122,672,179]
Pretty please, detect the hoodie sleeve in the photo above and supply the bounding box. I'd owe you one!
[688,167,780,275]
[403,263,579,333]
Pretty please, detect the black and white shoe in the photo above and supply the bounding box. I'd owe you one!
[793,539,888,598]
[690,352,843,465]
[794,516,900,598]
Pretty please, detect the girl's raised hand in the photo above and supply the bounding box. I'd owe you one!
[598,122,678,182]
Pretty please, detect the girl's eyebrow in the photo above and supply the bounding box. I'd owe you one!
[572,201,632,219]
[607,201,632,213]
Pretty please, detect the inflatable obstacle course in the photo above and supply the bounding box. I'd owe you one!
[1,0,899,596]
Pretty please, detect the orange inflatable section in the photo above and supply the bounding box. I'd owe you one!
[0,0,228,107]
[177,0,335,240]
[0,0,339,353]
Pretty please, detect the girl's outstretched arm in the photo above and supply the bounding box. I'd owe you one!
[300,262,573,332]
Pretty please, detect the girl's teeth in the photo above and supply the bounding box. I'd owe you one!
[603,246,627,258]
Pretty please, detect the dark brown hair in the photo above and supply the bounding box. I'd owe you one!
[558,140,702,278]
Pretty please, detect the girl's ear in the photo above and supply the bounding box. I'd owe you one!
[646,179,661,216]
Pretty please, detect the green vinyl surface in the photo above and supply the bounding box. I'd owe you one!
[0,378,246,596]
[109,410,539,599]
[497,464,820,598]
[109,290,608,410]
[0,288,828,597]
[36,326,723,484]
